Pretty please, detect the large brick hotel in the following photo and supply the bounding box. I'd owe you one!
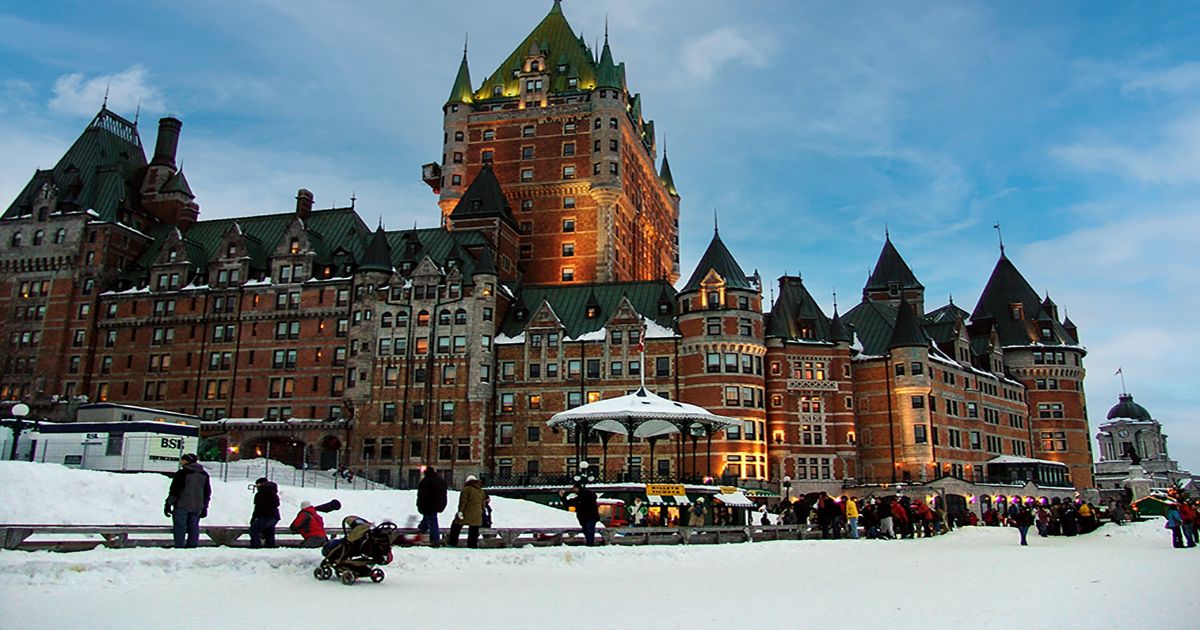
[0,1,1093,491]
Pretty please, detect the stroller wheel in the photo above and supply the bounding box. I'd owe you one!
[370,568,385,583]
[314,565,332,581]
[340,570,356,586]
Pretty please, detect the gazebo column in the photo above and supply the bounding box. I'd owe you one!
[601,433,612,482]
[649,437,659,481]
[706,428,713,479]
[624,421,636,482]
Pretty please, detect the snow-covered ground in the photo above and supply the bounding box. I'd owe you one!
[2,461,1198,629]
[2,519,1197,628]
[0,461,580,528]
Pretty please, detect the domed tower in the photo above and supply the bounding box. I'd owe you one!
[438,43,475,220]
[1095,392,1191,492]
[676,226,767,482]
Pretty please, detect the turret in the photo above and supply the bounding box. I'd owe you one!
[439,43,474,220]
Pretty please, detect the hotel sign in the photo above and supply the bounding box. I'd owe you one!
[786,379,839,392]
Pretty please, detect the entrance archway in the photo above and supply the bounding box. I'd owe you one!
[319,435,342,471]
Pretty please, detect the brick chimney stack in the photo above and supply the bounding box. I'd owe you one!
[296,188,314,220]
[151,117,183,168]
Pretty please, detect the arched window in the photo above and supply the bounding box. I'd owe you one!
[438,309,451,325]
[33,230,44,246]
[417,310,429,326]
[454,308,468,325]
[381,312,393,328]
[11,231,22,247]
[54,228,66,244]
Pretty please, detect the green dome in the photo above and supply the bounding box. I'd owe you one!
[1106,393,1151,421]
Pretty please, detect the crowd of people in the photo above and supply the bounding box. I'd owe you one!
[1165,499,1199,549]
[767,492,947,540]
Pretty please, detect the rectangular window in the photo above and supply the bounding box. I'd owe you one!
[521,168,534,182]
[562,218,575,232]
[914,425,928,444]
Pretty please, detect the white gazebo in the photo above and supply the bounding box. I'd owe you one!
[547,387,740,482]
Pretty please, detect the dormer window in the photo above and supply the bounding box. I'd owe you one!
[887,281,900,297]
[567,77,578,89]
[226,244,236,257]
[557,63,568,73]
[585,305,599,319]
[1040,327,1052,342]
[530,61,540,72]
[1010,303,1024,320]
[707,290,721,309]
[167,249,178,262]
[493,85,503,97]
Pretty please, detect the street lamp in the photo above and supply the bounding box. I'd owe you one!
[2,403,33,461]
[782,475,792,503]
[573,460,595,487]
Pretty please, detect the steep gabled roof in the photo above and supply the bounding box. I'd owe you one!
[169,207,369,273]
[447,49,474,106]
[3,107,146,222]
[659,152,678,197]
[448,166,517,228]
[473,1,597,101]
[765,275,833,342]
[864,235,923,292]
[682,228,752,292]
[385,227,489,277]
[842,301,899,356]
[499,280,675,338]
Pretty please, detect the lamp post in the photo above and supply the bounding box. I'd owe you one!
[2,403,33,461]
[573,459,595,488]
[782,475,792,503]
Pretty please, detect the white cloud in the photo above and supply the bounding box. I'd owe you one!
[679,27,772,83]
[48,65,165,117]
[1050,112,1200,185]
[1120,61,1200,94]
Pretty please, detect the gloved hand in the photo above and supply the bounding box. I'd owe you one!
[457,512,464,520]
[164,501,174,518]
[200,507,208,519]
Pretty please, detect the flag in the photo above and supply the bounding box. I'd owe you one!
[636,316,646,354]
[1115,367,1122,376]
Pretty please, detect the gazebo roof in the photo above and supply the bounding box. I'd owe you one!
[547,387,739,438]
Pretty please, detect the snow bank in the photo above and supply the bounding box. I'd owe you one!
[0,461,579,528]
[0,519,1197,629]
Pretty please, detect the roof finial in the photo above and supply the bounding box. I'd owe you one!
[351,191,357,209]
[463,33,469,59]
[993,221,1005,256]
[948,292,954,306]
[133,99,141,126]
[377,215,382,229]
[832,287,838,312]
[713,208,719,234]
[884,222,890,240]
[103,79,111,109]
[604,14,609,44]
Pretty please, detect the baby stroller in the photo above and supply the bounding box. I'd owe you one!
[313,516,400,585]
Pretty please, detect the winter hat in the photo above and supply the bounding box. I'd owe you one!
[301,501,312,509]
[465,475,478,483]
[255,477,269,485]
[181,453,198,464]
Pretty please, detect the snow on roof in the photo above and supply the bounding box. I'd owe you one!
[495,332,526,345]
[566,326,607,342]
[714,490,755,508]
[548,387,738,438]
[243,277,273,287]
[99,285,151,296]
[643,317,679,339]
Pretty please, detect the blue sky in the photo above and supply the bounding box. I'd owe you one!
[2,0,1198,469]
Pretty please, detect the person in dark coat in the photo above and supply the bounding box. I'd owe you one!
[561,483,600,546]
[416,467,448,547]
[1014,504,1034,546]
[165,453,211,548]
[249,477,280,549]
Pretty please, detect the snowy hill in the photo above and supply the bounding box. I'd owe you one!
[0,460,579,528]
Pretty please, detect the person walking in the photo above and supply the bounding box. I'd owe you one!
[878,498,895,540]
[416,467,448,548]
[1165,503,1185,548]
[844,496,860,539]
[1109,500,1126,526]
[248,477,280,549]
[448,475,486,548]
[1177,501,1197,548]
[164,453,211,549]
[561,483,601,546]
[1014,503,1034,546]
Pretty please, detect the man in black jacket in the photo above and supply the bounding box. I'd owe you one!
[249,477,280,549]
[416,467,448,547]
[165,453,211,548]
[561,484,600,546]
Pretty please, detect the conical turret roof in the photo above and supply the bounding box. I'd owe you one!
[659,152,678,197]
[596,34,622,89]
[446,48,474,106]
[472,246,497,277]
[888,299,928,350]
[829,308,852,343]
[682,227,752,293]
[865,235,923,292]
[971,253,1075,347]
[160,169,194,198]
[359,224,393,274]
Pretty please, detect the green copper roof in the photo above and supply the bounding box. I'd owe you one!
[1107,393,1152,421]
[765,275,833,342]
[474,1,598,101]
[595,37,622,89]
[682,229,752,293]
[842,301,898,356]
[3,107,146,222]
[359,225,393,273]
[864,235,923,292]
[160,169,194,198]
[888,300,929,349]
[384,227,489,276]
[659,152,678,197]
[500,280,676,338]
[447,50,474,106]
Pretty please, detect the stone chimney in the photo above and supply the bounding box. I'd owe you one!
[295,188,314,220]
[151,117,183,168]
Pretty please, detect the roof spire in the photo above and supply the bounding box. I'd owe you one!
[713,209,719,234]
[133,99,141,126]
[103,79,110,109]
[993,221,1005,257]
[464,32,469,59]
[604,13,609,44]
[351,191,357,209]
[884,222,890,240]
[446,36,474,106]
[832,287,838,312]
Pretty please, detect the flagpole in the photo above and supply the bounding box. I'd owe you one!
[639,314,646,390]
[1116,367,1126,395]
